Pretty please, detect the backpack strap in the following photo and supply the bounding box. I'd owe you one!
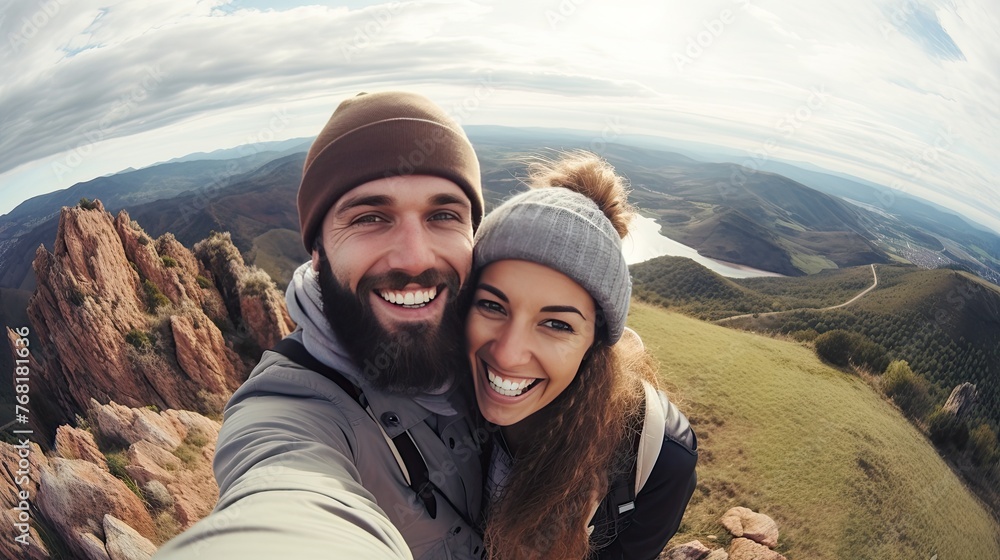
[271,337,438,518]
[635,380,666,495]
[610,381,664,519]
[593,381,695,545]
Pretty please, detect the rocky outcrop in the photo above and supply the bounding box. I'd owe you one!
[662,507,785,560]
[663,540,711,559]
[238,266,296,350]
[54,425,107,469]
[943,382,978,420]
[89,401,221,531]
[0,401,221,559]
[728,538,787,560]
[19,200,291,431]
[0,441,50,559]
[195,231,294,351]
[2,198,296,557]
[104,514,157,560]
[170,313,240,395]
[38,458,157,554]
[26,201,150,429]
[719,507,779,548]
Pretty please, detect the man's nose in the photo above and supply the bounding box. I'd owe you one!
[385,218,437,275]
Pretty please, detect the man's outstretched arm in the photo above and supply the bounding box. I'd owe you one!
[155,366,411,560]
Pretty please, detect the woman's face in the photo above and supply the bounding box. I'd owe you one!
[466,259,596,426]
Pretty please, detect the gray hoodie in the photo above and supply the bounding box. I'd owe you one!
[155,263,485,560]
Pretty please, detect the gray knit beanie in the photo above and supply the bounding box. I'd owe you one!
[473,187,632,343]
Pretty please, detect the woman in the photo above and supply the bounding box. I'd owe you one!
[466,151,698,559]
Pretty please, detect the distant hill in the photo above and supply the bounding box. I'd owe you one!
[632,302,1000,559]
[3,126,999,290]
[633,257,1000,432]
[0,146,310,291]
[631,256,876,319]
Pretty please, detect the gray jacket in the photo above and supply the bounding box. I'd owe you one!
[156,265,485,559]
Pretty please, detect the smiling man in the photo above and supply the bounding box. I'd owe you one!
[156,92,486,560]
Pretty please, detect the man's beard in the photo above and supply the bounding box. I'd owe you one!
[316,246,467,394]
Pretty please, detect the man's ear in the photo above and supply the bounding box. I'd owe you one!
[311,249,320,271]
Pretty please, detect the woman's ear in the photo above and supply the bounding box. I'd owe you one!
[580,341,600,367]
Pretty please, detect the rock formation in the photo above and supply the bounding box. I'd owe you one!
[20,200,292,432]
[728,538,787,560]
[943,382,978,420]
[663,540,712,559]
[0,401,221,559]
[194,230,295,351]
[104,514,158,560]
[662,507,786,560]
[2,198,295,557]
[719,507,779,549]
[54,425,107,468]
[37,458,157,555]
[0,441,50,560]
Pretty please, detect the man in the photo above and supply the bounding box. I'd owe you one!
[156,91,487,559]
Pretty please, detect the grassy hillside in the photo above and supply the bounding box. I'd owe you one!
[730,265,1000,428]
[629,302,1000,559]
[631,257,876,321]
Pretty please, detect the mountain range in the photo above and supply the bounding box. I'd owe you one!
[3,126,999,292]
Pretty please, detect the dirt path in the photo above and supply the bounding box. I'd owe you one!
[715,264,878,324]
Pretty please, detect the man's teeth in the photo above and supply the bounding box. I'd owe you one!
[379,286,438,307]
[487,367,535,397]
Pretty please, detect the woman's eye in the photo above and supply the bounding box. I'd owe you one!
[541,319,574,333]
[476,299,505,314]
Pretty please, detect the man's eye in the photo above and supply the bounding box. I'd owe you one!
[429,212,459,222]
[541,319,574,333]
[476,300,505,314]
[353,215,385,225]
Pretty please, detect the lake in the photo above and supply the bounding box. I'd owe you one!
[622,215,785,278]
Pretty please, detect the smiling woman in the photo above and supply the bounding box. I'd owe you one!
[468,151,698,560]
[468,259,597,427]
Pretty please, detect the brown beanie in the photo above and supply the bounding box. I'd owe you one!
[297,91,484,252]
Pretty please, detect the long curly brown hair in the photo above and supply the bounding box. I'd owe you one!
[483,152,659,559]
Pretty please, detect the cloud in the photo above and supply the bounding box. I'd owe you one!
[0,0,997,234]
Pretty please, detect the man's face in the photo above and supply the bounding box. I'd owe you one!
[312,175,475,391]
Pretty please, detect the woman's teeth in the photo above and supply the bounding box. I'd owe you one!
[379,286,438,307]
[487,367,535,397]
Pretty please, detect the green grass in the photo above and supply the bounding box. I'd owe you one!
[629,301,1000,560]
[788,252,837,275]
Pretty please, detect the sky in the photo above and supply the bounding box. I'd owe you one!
[1,0,998,233]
